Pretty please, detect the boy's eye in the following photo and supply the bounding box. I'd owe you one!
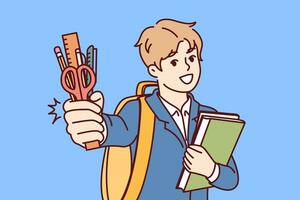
[170,59,178,67]
[189,55,196,62]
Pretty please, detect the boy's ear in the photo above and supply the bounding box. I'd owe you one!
[148,64,160,78]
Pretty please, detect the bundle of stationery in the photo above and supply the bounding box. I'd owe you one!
[54,32,100,150]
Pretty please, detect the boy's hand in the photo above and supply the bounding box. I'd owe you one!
[183,145,216,178]
[63,91,106,148]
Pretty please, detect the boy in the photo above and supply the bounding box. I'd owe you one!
[64,18,238,199]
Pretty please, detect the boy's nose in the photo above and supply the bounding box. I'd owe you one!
[184,57,191,71]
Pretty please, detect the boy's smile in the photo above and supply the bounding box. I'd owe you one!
[180,73,194,84]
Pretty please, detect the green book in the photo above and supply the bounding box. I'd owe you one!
[177,112,245,191]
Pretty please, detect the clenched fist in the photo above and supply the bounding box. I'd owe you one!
[183,145,216,178]
[63,91,106,148]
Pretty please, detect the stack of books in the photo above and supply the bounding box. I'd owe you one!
[177,112,245,191]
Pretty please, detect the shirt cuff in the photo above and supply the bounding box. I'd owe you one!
[208,164,220,182]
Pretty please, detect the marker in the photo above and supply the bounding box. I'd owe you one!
[76,48,89,87]
[76,48,83,66]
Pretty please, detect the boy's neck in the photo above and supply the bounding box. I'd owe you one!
[158,82,188,110]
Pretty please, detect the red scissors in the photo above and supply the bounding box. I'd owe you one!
[61,65,96,101]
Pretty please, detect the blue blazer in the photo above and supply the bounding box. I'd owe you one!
[102,89,239,200]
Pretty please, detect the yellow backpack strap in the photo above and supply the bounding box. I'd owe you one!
[123,96,155,200]
[136,81,157,96]
[101,96,139,200]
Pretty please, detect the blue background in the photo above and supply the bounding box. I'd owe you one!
[1,0,299,199]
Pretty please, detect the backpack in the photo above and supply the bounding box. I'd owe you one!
[101,81,157,200]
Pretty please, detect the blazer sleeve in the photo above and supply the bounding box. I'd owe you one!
[210,156,239,190]
[100,99,140,147]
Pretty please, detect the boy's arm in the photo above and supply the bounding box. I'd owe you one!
[185,145,239,191]
[100,100,140,147]
[209,156,239,190]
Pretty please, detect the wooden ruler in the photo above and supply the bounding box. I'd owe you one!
[62,32,81,68]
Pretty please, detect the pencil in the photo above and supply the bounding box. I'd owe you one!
[54,46,75,100]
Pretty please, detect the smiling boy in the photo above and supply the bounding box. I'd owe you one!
[63,19,239,199]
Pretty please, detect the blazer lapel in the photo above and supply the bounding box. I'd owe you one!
[146,89,187,148]
[187,93,200,145]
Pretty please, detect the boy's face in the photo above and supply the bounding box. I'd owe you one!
[149,40,201,93]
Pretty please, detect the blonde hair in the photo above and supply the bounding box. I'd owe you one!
[135,18,203,68]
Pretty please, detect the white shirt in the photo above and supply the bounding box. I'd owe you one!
[160,96,191,145]
[159,96,219,182]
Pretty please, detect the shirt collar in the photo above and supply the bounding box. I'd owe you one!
[159,95,191,117]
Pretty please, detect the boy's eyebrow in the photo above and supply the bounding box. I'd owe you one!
[186,47,196,53]
[168,51,177,57]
